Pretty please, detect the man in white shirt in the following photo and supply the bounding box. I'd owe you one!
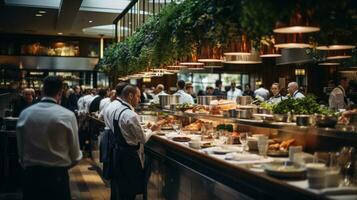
[16,76,82,200]
[227,81,242,102]
[152,84,167,104]
[99,89,116,118]
[174,80,194,104]
[329,78,349,110]
[254,84,270,100]
[108,84,160,200]
[287,82,305,99]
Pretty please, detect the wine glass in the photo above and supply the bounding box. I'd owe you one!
[239,132,249,154]
[172,120,182,134]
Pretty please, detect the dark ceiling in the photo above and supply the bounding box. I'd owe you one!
[0,0,121,38]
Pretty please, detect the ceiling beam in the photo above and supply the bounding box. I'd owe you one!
[56,0,83,32]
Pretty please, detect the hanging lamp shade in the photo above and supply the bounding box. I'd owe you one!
[318,62,341,66]
[179,49,204,70]
[197,44,224,68]
[273,7,320,34]
[316,45,355,51]
[223,34,262,64]
[260,36,282,57]
[318,49,354,60]
[273,7,319,48]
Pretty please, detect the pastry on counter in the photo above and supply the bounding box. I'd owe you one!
[182,120,203,131]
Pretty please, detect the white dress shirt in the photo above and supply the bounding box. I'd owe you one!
[267,95,287,104]
[107,99,153,165]
[227,88,243,102]
[152,91,167,104]
[99,97,111,113]
[77,94,96,114]
[292,90,305,99]
[329,86,346,110]
[16,97,82,168]
[174,90,194,104]
[254,88,270,100]
[103,98,122,129]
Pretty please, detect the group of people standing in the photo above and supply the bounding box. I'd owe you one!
[15,76,164,200]
[144,79,307,106]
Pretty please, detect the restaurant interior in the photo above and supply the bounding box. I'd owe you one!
[0,0,357,200]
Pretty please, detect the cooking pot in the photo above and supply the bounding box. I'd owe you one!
[197,96,217,105]
[238,96,252,105]
[237,109,252,119]
[159,95,180,108]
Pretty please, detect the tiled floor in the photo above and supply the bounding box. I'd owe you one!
[69,159,111,200]
[0,159,111,200]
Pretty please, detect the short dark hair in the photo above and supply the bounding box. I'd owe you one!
[215,80,222,87]
[121,84,138,98]
[42,76,63,97]
[98,88,107,97]
[177,80,185,89]
[115,82,129,96]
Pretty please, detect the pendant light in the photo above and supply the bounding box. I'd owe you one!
[273,6,319,48]
[179,48,204,70]
[223,34,262,64]
[197,44,223,68]
[260,35,282,57]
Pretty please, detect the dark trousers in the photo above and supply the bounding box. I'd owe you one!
[23,166,70,200]
[110,178,136,200]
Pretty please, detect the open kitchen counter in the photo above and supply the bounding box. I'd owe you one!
[145,134,357,200]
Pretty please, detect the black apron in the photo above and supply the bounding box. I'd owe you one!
[109,103,144,198]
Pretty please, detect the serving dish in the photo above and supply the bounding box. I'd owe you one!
[263,161,306,179]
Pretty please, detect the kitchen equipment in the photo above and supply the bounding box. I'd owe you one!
[237,109,252,119]
[159,95,179,108]
[315,114,337,128]
[228,109,238,118]
[237,96,252,105]
[273,114,289,122]
[264,161,307,179]
[197,96,217,105]
[296,115,313,126]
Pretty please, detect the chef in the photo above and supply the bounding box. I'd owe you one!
[267,83,286,104]
[107,84,161,200]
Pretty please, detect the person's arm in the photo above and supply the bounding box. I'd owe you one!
[16,112,25,167]
[67,114,82,168]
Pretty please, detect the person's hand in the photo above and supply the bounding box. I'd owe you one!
[150,124,161,132]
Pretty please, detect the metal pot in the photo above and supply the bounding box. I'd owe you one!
[238,96,252,105]
[159,95,180,108]
[273,114,289,122]
[237,109,252,119]
[197,96,217,105]
[295,115,313,126]
[315,114,337,128]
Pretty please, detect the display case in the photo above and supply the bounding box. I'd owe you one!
[142,109,357,200]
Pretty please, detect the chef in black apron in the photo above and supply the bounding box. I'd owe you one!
[107,84,160,200]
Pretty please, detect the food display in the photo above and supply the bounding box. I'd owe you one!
[176,103,194,112]
[210,99,237,111]
[172,136,191,142]
[182,120,203,131]
[185,105,209,114]
[268,139,296,151]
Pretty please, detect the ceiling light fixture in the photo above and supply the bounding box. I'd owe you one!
[35,14,43,17]
[316,45,355,51]
[38,11,47,14]
[89,20,93,23]
[318,62,341,66]
[57,32,63,35]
